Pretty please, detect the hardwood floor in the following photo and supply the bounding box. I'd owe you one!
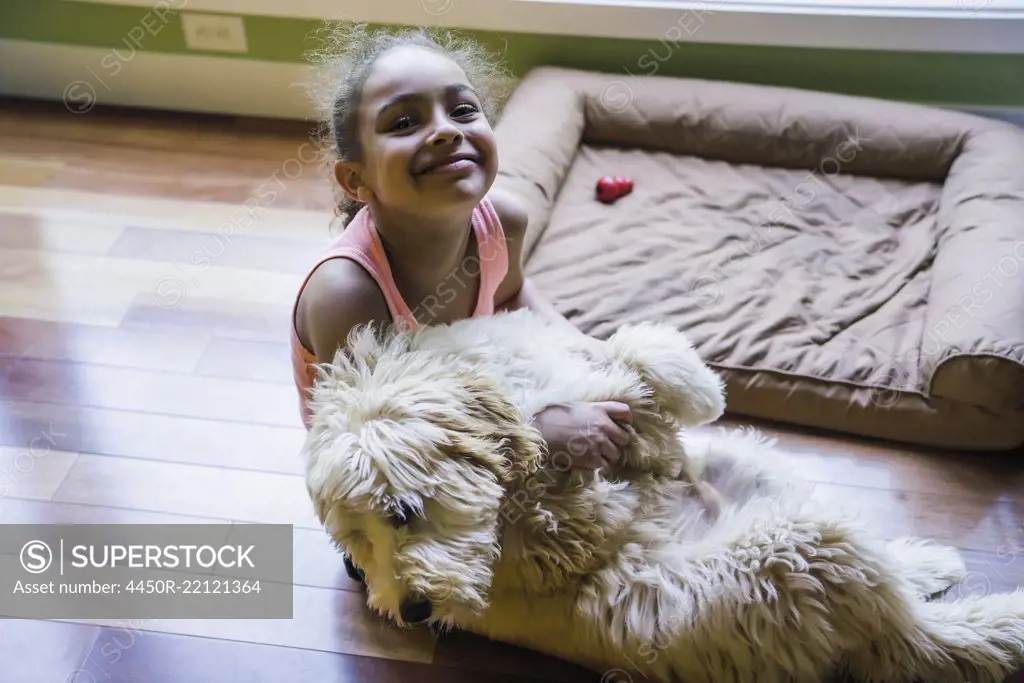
[0,96,1021,683]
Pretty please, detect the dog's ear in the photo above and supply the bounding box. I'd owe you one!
[303,429,362,526]
[452,370,545,485]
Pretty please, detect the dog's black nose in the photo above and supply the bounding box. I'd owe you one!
[399,595,432,623]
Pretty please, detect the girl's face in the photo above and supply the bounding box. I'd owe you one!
[337,46,498,223]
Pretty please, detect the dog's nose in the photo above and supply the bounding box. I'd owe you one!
[399,595,432,623]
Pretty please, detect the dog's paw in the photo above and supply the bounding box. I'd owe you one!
[605,322,725,428]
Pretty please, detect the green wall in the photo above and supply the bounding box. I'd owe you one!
[2,0,1023,107]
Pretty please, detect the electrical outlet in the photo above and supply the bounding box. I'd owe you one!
[180,12,248,53]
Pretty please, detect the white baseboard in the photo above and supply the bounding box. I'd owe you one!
[0,40,319,120]
[0,40,1021,129]
[957,106,1024,127]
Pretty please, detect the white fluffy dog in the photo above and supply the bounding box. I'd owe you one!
[302,309,1024,683]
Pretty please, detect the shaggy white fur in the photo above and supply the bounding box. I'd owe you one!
[302,309,1024,683]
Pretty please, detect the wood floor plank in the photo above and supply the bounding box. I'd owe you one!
[957,548,1024,598]
[0,314,47,355]
[66,627,562,683]
[51,454,320,529]
[43,164,332,212]
[0,185,334,243]
[0,357,301,428]
[0,281,136,327]
[0,154,64,187]
[432,630,604,683]
[0,210,125,254]
[790,445,1024,503]
[0,99,317,157]
[194,337,294,384]
[0,445,79,501]
[0,136,312,191]
[0,400,306,475]
[120,291,292,344]
[0,316,211,374]
[61,583,438,664]
[710,417,1024,503]
[0,133,322,191]
[810,482,1022,554]
[107,225,324,274]
[0,497,227,526]
[0,618,100,683]
[291,527,365,592]
[0,248,302,310]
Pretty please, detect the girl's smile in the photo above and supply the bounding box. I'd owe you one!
[415,152,481,177]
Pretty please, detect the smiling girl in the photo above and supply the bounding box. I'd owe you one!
[291,24,633,476]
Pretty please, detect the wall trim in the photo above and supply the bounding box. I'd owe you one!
[0,40,318,120]
[959,106,1024,127]
[61,0,1024,54]
[1,40,1021,128]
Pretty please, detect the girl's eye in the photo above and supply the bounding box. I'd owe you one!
[452,103,478,118]
[389,115,415,132]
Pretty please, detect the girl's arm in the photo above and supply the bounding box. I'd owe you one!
[488,187,589,337]
[497,275,583,336]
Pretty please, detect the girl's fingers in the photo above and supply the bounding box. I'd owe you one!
[593,401,633,423]
[598,437,620,464]
[604,421,631,447]
[578,450,605,470]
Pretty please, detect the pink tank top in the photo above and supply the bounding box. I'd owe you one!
[289,197,509,429]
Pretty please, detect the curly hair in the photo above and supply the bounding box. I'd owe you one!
[305,22,516,231]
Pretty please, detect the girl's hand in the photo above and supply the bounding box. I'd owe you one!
[531,401,633,470]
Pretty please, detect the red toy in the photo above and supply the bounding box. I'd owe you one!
[596,175,634,204]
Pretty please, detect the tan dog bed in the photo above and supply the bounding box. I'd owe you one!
[493,66,1024,451]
